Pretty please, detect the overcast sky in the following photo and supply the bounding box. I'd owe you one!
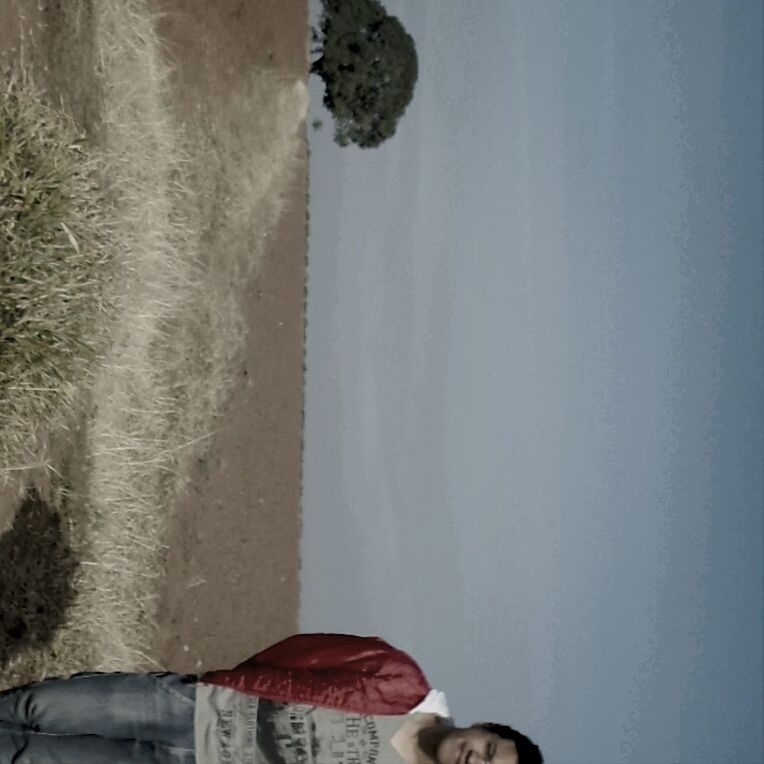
[299,2,763,763]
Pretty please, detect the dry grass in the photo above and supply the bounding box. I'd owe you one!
[0,0,307,686]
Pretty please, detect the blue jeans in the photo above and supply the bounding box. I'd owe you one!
[0,671,197,763]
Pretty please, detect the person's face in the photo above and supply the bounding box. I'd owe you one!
[435,725,519,764]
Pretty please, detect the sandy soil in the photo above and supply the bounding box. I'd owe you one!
[0,0,309,673]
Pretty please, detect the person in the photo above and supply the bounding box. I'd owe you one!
[0,632,544,764]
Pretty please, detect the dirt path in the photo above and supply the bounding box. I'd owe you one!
[150,0,309,672]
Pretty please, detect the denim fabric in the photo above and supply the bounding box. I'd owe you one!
[0,671,196,764]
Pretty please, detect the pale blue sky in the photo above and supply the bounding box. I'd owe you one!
[300,2,763,763]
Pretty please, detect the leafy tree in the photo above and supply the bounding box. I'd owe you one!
[311,0,418,149]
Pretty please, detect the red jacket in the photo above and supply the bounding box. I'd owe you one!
[201,633,431,715]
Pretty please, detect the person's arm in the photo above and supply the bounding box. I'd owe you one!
[202,633,431,714]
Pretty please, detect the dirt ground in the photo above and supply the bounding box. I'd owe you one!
[0,0,309,673]
[148,0,309,673]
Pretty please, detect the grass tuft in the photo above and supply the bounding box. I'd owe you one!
[0,76,113,470]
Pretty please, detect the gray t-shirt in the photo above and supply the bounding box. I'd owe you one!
[194,683,416,764]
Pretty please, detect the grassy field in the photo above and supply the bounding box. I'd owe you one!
[0,0,307,686]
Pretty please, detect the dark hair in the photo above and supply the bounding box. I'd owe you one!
[478,723,544,764]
